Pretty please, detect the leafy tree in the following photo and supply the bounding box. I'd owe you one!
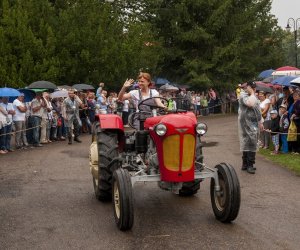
[142,0,285,90]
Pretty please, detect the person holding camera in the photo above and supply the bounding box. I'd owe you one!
[238,81,263,174]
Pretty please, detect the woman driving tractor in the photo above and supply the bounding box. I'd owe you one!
[117,72,167,129]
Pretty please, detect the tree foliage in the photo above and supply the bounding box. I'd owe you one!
[142,0,285,90]
[0,0,287,90]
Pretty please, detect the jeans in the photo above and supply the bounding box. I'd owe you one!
[31,116,42,145]
[0,124,12,150]
[280,134,288,153]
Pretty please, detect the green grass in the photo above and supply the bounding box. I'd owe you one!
[259,148,300,175]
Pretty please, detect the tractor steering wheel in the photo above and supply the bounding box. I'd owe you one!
[137,96,169,112]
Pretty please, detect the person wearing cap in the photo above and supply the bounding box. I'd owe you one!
[266,110,280,155]
[279,104,289,153]
[13,93,29,149]
[238,81,263,174]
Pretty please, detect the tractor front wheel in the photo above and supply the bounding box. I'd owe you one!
[210,163,240,223]
[112,168,134,231]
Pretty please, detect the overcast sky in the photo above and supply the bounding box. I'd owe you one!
[271,0,300,28]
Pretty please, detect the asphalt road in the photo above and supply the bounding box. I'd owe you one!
[0,114,299,250]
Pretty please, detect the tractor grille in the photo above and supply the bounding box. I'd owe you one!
[163,135,180,171]
[182,134,195,171]
[163,134,195,172]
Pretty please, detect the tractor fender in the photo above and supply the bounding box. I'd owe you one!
[95,114,124,130]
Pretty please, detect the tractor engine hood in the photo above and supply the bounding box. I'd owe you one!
[145,112,198,182]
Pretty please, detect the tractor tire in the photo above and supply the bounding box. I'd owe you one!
[91,121,100,142]
[210,163,240,223]
[179,136,203,196]
[112,168,134,231]
[93,130,119,201]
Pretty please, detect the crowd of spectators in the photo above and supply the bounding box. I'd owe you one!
[1,81,299,155]
[250,85,300,154]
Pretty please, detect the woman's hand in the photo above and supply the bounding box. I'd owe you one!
[123,79,135,89]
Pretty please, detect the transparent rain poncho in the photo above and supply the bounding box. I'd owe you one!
[238,90,262,152]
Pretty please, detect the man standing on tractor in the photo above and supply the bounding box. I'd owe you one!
[238,81,263,174]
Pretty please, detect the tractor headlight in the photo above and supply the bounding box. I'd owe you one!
[196,123,207,135]
[155,124,167,136]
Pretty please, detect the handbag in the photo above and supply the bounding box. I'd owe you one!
[287,120,297,141]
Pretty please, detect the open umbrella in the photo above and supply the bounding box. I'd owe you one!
[159,84,179,92]
[0,87,21,97]
[8,89,36,103]
[28,81,57,90]
[154,77,170,85]
[72,83,95,91]
[271,76,297,87]
[262,76,276,83]
[272,66,300,76]
[258,69,274,79]
[275,66,300,71]
[57,85,72,90]
[290,77,300,87]
[51,89,68,98]
[255,82,274,93]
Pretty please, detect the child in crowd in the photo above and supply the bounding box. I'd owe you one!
[268,109,280,155]
[279,104,289,153]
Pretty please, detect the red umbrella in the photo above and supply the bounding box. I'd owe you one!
[275,66,300,71]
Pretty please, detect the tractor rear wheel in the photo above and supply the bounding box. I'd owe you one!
[112,168,134,231]
[93,129,119,201]
[179,137,203,196]
[210,163,240,222]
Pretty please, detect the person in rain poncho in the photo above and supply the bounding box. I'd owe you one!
[238,81,263,174]
[62,89,84,145]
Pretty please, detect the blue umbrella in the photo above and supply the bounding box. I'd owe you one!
[271,76,297,87]
[154,77,170,85]
[0,87,21,97]
[258,69,274,79]
[8,89,36,103]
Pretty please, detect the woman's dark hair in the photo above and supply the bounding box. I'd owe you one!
[246,81,256,89]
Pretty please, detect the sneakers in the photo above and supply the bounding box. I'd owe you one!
[0,150,7,154]
[34,144,43,147]
[247,166,255,174]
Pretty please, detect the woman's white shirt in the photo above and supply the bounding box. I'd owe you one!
[129,89,159,110]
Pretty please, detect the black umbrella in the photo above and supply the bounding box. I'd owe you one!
[28,80,57,90]
[72,84,95,90]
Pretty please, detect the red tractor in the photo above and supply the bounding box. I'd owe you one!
[89,97,240,231]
